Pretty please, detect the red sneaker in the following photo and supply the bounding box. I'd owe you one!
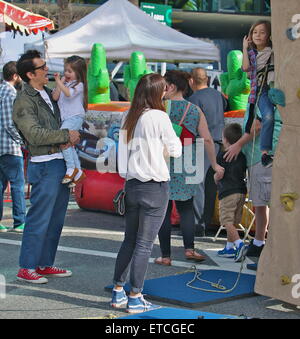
[36,266,72,278]
[17,269,48,284]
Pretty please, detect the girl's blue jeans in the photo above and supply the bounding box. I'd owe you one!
[61,115,84,170]
[257,88,275,152]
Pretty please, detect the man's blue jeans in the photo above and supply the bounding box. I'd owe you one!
[0,154,26,227]
[113,179,169,294]
[19,159,70,269]
[258,89,275,152]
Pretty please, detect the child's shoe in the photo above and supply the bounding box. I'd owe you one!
[217,247,236,258]
[234,242,246,262]
[126,295,161,314]
[261,154,273,168]
[62,168,78,184]
[72,170,86,185]
[110,289,128,308]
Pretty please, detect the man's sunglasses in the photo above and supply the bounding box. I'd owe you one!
[33,62,47,71]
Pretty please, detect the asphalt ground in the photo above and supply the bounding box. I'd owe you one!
[1,197,300,321]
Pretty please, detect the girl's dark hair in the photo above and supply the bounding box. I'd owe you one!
[16,50,42,83]
[65,55,88,111]
[123,73,166,143]
[223,123,242,145]
[164,70,191,95]
[248,20,272,49]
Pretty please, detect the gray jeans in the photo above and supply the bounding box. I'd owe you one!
[113,179,169,293]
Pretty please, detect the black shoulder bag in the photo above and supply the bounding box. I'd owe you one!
[113,138,133,216]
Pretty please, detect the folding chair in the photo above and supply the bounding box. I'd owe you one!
[213,198,255,242]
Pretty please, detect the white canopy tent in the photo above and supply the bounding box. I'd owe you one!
[45,0,220,63]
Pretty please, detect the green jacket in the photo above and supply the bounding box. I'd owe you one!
[13,83,70,157]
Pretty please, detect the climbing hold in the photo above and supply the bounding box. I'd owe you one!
[297,89,300,99]
[280,193,299,212]
[268,88,286,107]
[280,275,291,285]
[286,27,297,41]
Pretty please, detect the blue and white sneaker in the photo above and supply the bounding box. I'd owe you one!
[234,242,246,262]
[217,247,236,258]
[110,289,128,308]
[126,295,161,314]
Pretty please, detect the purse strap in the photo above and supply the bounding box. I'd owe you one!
[179,102,191,126]
[124,125,136,183]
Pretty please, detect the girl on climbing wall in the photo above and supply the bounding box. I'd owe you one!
[242,20,275,168]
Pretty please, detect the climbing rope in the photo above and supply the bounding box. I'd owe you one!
[186,254,247,294]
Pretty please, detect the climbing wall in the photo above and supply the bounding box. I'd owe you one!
[255,0,300,305]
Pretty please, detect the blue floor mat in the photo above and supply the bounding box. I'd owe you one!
[106,269,256,308]
[120,307,238,319]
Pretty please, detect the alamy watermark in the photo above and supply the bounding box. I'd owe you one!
[0,274,6,299]
[290,14,300,40]
[291,274,300,299]
[95,134,205,185]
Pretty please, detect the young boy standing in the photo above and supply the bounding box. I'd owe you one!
[214,123,247,261]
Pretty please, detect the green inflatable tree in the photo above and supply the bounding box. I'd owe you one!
[87,43,110,104]
[124,51,152,101]
[220,50,250,111]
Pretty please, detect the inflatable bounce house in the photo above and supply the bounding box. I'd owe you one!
[76,42,253,229]
[75,43,152,212]
[220,49,250,126]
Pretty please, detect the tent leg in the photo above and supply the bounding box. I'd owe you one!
[111,61,123,80]
[161,62,167,76]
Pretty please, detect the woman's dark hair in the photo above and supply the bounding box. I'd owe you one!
[65,55,88,111]
[123,73,166,143]
[164,70,191,95]
[248,20,272,49]
[3,61,17,82]
[16,50,42,83]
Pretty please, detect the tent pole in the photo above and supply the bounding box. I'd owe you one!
[111,61,123,80]
[161,62,167,76]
